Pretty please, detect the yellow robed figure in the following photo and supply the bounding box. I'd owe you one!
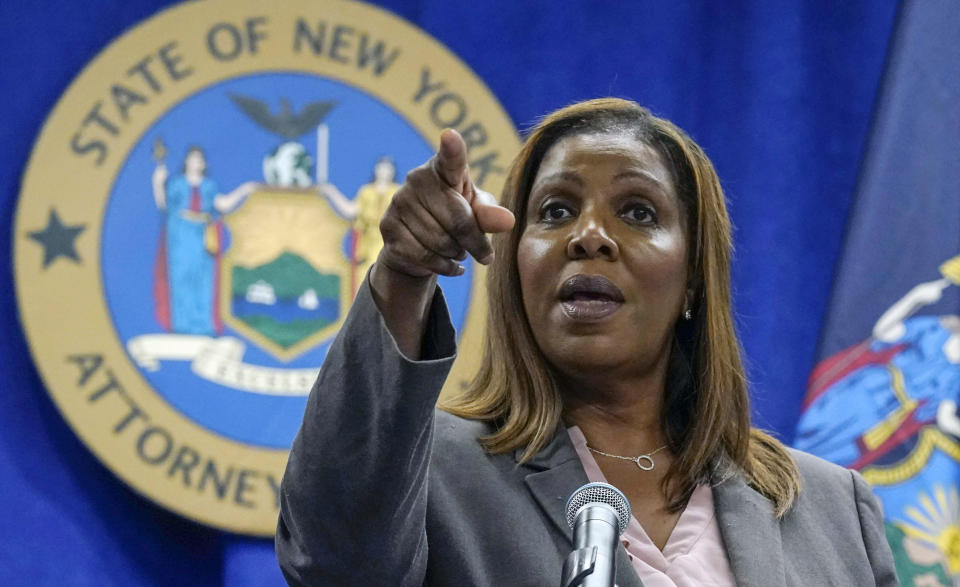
[317,156,399,295]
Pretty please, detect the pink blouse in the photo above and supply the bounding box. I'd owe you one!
[567,427,737,586]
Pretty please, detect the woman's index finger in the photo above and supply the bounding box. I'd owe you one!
[433,128,470,193]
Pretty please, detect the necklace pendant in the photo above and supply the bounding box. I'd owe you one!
[634,455,655,471]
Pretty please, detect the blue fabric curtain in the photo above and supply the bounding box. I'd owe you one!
[0,1,899,584]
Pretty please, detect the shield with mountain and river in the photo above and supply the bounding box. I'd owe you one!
[221,188,352,361]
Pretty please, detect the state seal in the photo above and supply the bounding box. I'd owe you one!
[14,0,519,536]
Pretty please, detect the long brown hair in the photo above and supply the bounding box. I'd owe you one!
[441,98,800,516]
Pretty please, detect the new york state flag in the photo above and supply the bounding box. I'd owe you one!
[794,1,960,584]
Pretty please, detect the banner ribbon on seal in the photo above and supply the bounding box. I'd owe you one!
[127,334,317,395]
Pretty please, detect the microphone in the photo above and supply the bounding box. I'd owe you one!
[561,482,631,587]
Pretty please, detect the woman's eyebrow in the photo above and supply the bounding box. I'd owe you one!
[533,170,584,188]
[613,169,667,189]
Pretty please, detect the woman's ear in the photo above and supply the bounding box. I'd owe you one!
[682,287,695,320]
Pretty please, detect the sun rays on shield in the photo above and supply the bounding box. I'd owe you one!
[899,485,960,576]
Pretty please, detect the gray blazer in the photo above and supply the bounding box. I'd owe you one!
[276,280,898,586]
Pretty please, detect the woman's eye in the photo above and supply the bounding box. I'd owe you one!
[541,202,574,221]
[622,204,656,224]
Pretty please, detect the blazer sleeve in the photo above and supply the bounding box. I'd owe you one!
[851,469,900,586]
[275,274,457,586]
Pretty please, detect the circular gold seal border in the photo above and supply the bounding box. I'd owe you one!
[14,0,519,536]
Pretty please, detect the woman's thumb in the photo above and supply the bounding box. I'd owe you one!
[472,189,515,233]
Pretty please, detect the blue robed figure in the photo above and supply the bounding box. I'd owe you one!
[152,146,256,335]
[797,267,960,467]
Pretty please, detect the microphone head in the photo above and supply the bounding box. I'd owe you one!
[565,482,632,536]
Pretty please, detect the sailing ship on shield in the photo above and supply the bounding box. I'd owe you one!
[128,94,399,395]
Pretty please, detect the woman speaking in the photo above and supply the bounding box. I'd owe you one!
[275,99,897,586]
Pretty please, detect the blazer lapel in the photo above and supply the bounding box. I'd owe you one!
[713,470,786,587]
[520,428,645,587]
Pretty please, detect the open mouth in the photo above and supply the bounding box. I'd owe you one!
[558,274,624,320]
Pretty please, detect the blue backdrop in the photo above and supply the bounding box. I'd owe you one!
[0,1,899,585]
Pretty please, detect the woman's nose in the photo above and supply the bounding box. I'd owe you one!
[566,215,619,261]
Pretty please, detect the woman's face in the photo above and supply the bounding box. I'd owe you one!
[185,150,206,175]
[517,131,689,385]
[374,160,395,182]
